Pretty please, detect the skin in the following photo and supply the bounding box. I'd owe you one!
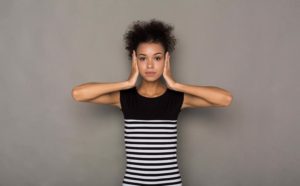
[126,42,233,109]
[132,42,171,97]
[72,42,233,109]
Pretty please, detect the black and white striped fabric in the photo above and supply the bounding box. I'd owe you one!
[120,86,184,186]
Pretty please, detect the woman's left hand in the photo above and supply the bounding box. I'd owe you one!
[163,51,176,89]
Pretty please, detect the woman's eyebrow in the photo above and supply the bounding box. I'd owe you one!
[138,52,162,56]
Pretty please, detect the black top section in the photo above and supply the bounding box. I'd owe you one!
[120,86,184,120]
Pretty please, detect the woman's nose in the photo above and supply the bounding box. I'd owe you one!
[147,60,154,68]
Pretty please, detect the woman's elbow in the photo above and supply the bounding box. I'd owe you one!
[222,94,233,107]
[72,87,84,102]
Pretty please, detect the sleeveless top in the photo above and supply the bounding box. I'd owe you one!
[120,86,184,186]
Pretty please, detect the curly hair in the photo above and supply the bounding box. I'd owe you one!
[123,18,177,60]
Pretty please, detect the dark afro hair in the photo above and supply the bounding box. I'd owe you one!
[123,18,177,60]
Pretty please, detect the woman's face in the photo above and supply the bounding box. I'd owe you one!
[136,42,166,82]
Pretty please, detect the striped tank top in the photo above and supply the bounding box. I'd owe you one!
[120,86,184,186]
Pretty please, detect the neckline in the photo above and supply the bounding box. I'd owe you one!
[135,86,169,99]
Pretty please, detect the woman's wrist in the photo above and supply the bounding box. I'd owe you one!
[124,80,135,89]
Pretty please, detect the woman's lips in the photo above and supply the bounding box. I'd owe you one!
[145,72,156,76]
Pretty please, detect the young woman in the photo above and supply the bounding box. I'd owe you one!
[72,19,233,186]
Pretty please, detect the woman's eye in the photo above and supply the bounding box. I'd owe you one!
[139,58,145,61]
[155,57,161,61]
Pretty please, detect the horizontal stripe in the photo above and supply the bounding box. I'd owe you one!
[125,128,177,132]
[126,146,177,150]
[127,162,178,167]
[125,173,180,180]
[125,136,177,140]
[123,178,182,185]
[125,119,177,123]
[125,123,177,127]
[127,157,177,162]
[126,154,177,158]
[126,168,180,174]
[123,119,182,185]
[125,126,177,130]
[126,166,180,171]
[127,163,178,169]
[126,142,177,146]
[124,175,181,182]
[125,132,177,136]
[125,176,181,182]
[127,158,177,164]
[126,148,176,153]
[126,144,177,148]
[125,139,177,143]
[123,183,182,186]
[125,134,177,137]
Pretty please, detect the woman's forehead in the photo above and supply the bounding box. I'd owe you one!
[137,43,165,55]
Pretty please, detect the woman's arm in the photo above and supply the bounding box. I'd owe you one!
[71,81,130,102]
[173,82,233,108]
[72,50,139,105]
[162,52,233,108]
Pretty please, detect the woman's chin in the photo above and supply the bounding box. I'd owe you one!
[142,75,160,82]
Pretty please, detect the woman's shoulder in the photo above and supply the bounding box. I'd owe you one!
[168,88,184,96]
[120,86,136,95]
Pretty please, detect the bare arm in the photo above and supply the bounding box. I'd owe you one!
[71,50,139,108]
[71,81,130,102]
[162,52,232,109]
[174,82,233,108]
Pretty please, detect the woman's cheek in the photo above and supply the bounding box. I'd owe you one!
[159,62,165,70]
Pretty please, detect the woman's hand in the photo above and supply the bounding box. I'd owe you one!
[163,51,176,89]
[127,50,140,88]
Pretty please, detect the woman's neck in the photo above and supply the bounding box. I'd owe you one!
[137,80,166,97]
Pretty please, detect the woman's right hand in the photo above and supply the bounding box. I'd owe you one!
[127,50,139,88]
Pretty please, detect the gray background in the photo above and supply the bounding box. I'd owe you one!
[1,0,299,185]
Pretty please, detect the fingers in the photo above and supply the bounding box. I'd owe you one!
[132,50,138,72]
[132,50,136,62]
[132,50,139,73]
[165,51,170,69]
[165,51,168,61]
[134,50,138,66]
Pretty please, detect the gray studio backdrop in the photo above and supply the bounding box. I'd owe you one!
[1,0,299,186]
